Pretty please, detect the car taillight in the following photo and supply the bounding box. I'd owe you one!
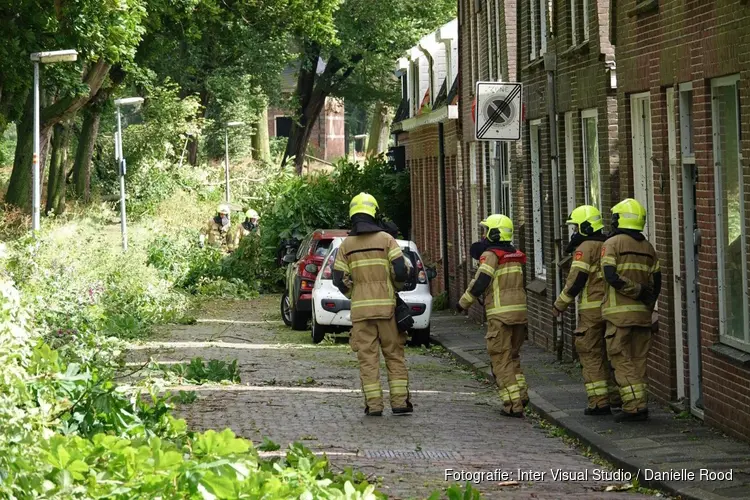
[326,302,336,308]
[305,263,318,273]
[301,280,314,290]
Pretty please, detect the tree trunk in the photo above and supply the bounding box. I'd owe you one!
[366,102,393,157]
[46,120,72,215]
[72,106,102,202]
[285,95,327,174]
[4,60,111,210]
[251,104,271,163]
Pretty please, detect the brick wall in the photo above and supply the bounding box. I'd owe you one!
[615,0,750,441]
[268,97,345,162]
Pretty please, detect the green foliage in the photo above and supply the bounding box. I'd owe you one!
[0,123,16,167]
[433,291,449,311]
[172,390,198,405]
[160,357,241,384]
[428,483,484,500]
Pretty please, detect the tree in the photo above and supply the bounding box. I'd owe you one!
[282,0,455,173]
[46,120,72,215]
[366,102,393,157]
[1,0,147,210]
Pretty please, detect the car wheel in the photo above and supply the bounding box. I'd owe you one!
[281,291,292,327]
[311,310,328,344]
[290,302,310,331]
[408,325,431,347]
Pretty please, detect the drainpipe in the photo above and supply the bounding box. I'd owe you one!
[545,52,564,361]
[438,122,450,295]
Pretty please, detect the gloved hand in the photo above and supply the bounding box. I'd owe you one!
[199,234,206,248]
[637,285,656,307]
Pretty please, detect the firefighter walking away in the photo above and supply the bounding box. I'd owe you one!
[333,193,413,416]
[456,214,528,418]
[601,198,661,422]
[553,205,621,415]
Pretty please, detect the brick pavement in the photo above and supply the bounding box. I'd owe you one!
[125,295,658,499]
[429,311,750,500]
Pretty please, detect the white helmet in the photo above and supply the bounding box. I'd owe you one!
[217,204,231,215]
[245,208,259,219]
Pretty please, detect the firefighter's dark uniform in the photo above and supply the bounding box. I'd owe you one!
[333,231,410,414]
[554,236,620,410]
[602,230,661,416]
[459,247,528,415]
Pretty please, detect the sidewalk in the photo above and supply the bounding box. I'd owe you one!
[430,312,750,500]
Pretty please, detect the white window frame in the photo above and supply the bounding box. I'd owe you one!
[470,13,477,89]
[630,92,656,241]
[539,0,548,56]
[482,143,491,217]
[495,0,503,80]
[530,119,546,279]
[529,0,537,61]
[581,108,602,208]
[570,0,577,46]
[486,1,494,79]
[564,111,576,239]
[470,142,479,261]
[583,0,590,41]
[712,74,750,351]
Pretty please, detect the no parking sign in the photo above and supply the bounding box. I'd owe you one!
[474,82,522,141]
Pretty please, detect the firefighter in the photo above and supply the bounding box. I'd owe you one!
[233,208,261,247]
[199,204,235,252]
[456,214,528,418]
[601,198,661,422]
[552,205,621,415]
[332,192,412,416]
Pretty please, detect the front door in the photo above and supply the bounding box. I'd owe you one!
[630,93,656,241]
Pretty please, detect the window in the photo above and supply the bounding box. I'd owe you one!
[495,0,503,80]
[581,109,601,208]
[411,61,420,116]
[529,0,537,60]
[530,120,545,279]
[470,13,477,89]
[570,0,589,45]
[486,1,494,78]
[483,143,492,216]
[275,117,292,138]
[314,239,333,257]
[564,111,576,239]
[470,142,479,258]
[493,141,512,218]
[530,0,549,61]
[712,75,750,351]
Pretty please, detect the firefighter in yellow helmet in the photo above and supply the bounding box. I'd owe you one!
[232,208,261,247]
[200,204,235,252]
[552,205,621,415]
[456,214,528,418]
[332,192,413,416]
[601,198,661,422]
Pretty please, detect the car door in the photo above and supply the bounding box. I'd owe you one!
[287,235,311,308]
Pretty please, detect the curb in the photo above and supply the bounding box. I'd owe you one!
[432,334,723,500]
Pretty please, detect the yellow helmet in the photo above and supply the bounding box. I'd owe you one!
[245,208,259,220]
[349,192,379,218]
[611,198,647,231]
[217,204,231,215]
[566,205,603,235]
[480,214,513,242]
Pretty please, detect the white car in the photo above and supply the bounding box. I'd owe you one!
[311,237,436,346]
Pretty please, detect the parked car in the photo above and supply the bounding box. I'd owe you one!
[311,237,437,346]
[280,229,350,330]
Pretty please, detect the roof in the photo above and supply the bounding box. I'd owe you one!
[280,57,328,91]
[312,229,350,239]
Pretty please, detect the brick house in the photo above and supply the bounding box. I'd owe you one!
[612,0,750,441]
[392,20,461,297]
[268,59,346,162]
[516,0,619,359]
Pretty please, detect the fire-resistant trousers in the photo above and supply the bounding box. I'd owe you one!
[486,319,527,413]
[575,322,619,409]
[350,317,410,412]
[605,323,652,413]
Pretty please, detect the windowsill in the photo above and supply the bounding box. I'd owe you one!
[522,57,545,72]
[628,0,659,17]
[709,342,750,367]
[526,278,547,295]
[559,40,590,58]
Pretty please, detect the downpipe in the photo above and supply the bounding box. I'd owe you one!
[438,122,450,295]
[545,53,564,361]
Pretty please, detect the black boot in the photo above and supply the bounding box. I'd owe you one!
[365,407,382,417]
[522,398,530,408]
[584,405,612,416]
[392,401,414,415]
[615,408,649,423]
[500,408,524,418]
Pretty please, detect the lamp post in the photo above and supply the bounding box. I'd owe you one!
[114,97,144,252]
[29,49,78,232]
[224,121,244,203]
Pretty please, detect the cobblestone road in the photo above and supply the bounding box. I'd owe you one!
[127,296,657,499]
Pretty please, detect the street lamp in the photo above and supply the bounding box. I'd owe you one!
[224,121,244,203]
[114,97,144,252]
[29,49,78,232]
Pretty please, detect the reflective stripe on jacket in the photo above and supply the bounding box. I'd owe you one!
[203,218,234,251]
[459,249,527,325]
[333,232,406,322]
[554,239,605,330]
[601,234,660,327]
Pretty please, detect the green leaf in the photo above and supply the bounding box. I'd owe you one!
[200,471,236,499]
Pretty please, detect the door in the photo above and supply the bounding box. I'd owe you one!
[630,93,656,241]
[680,83,703,415]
